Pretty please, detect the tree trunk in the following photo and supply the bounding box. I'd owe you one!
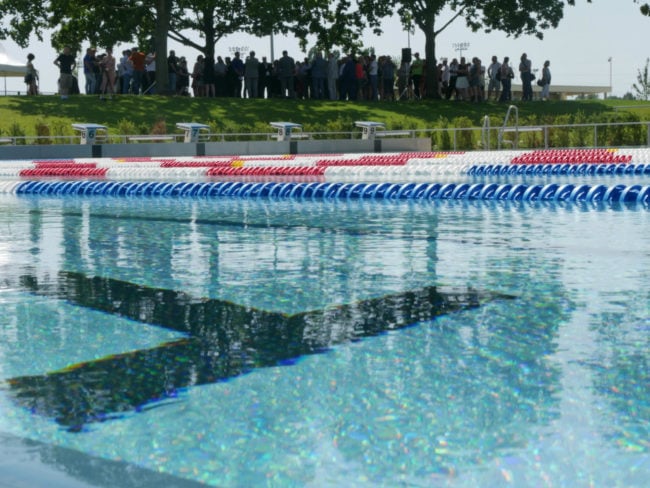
[203,10,216,61]
[154,0,171,94]
[423,24,440,99]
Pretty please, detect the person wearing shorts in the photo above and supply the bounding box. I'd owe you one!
[54,46,76,99]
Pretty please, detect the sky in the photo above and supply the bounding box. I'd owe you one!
[0,0,647,97]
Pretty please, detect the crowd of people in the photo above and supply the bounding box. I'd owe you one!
[32,46,552,102]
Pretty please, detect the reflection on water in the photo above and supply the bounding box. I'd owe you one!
[10,271,510,431]
[0,194,648,485]
[587,298,650,453]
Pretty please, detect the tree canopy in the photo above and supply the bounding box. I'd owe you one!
[357,0,591,98]
[635,0,650,15]
[0,0,594,98]
[0,0,382,93]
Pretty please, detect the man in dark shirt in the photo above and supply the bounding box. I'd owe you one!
[54,46,76,99]
[277,50,295,98]
[167,50,179,95]
[230,52,244,97]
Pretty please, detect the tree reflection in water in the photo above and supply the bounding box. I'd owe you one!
[8,271,512,432]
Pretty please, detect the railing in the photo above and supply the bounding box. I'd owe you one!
[1,122,650,150]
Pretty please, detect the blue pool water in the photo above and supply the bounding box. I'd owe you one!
[0,192,648,487]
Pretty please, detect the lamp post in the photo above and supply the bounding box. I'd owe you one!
[403,13,414,50]
[608,57,612,98]
[453,42,470,59]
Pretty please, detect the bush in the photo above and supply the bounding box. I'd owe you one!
[35,120,51,145]
[568,111,591,147]
[50,120,72,144]
[8,122,26,145]
[150,117,167,135]
[452,116,475,150]
[116,118,138,137]
[596,112,643,147]
[432,117,451,150]
[548,114,572,148]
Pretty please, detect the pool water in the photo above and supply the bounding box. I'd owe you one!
[0,193,648,487]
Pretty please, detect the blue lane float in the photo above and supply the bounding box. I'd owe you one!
[467,162,650,176]
[12,180,650,206]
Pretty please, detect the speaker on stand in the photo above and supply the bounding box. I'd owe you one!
[401,48,412,64]
[399,48,412,100]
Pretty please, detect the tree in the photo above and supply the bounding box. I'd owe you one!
[358,0,591,99]
[632,58,650,101]
[169,0,382,60]
[0,0,381,94]
[635,0,650,15]
[0,0,167,89]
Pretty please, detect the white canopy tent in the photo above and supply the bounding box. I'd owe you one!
[0,47,27,95]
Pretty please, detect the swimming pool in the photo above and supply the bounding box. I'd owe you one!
[0,149,649,487]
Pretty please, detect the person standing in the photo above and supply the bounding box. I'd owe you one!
[177,56,190,95]
[118,49,133,94]
[519,53,533,101]
[144,50,156,94]
[540,60,551,100]
[368,54,379,101]
[214,56,227,97]
[487,55,501,101]
[25,53,38,95]
[167,50,179,95]
[129,47,146,94]
[327,52,339,101]
[410,52,424,99]
[439,58,449,98]
[191,54,205,97]
[498,56,513,102]
[230,51,244,97]
[244,51,259,98]
[381,56,396,101]
[455,57,469,101]
[310,52,327,100]
[258,56,271,98]
[83,47,97,95]
[54,46,76,100]
[446,58,458,100]
[99,47,116,100]
[203,56,216,97]
[277,50,295,99]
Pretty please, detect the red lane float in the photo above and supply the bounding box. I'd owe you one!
[19,168,109,177]
[206,166,326,177]
[160,160,235,168]
[35,162,98,169]
[512,149,633,165]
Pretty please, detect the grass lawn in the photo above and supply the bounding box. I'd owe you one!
[1,95,649,137]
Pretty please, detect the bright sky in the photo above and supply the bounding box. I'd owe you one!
[0,1,647,97]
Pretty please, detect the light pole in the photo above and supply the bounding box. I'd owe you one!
[453,42,470,60]
[608,57,613,98]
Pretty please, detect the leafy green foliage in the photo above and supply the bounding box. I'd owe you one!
[356,0,592,98]
[635,0,650,16]
[1,96,649,149]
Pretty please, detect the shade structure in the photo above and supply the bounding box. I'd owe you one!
[0,62,26,77]
[0,49,28,95]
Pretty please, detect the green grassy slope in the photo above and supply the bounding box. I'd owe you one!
[1,95,649,137]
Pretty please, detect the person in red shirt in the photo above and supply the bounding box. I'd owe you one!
[128,47,146,94]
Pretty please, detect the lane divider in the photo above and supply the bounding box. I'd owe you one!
[467,163,649,176]
[8,180,650,206]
